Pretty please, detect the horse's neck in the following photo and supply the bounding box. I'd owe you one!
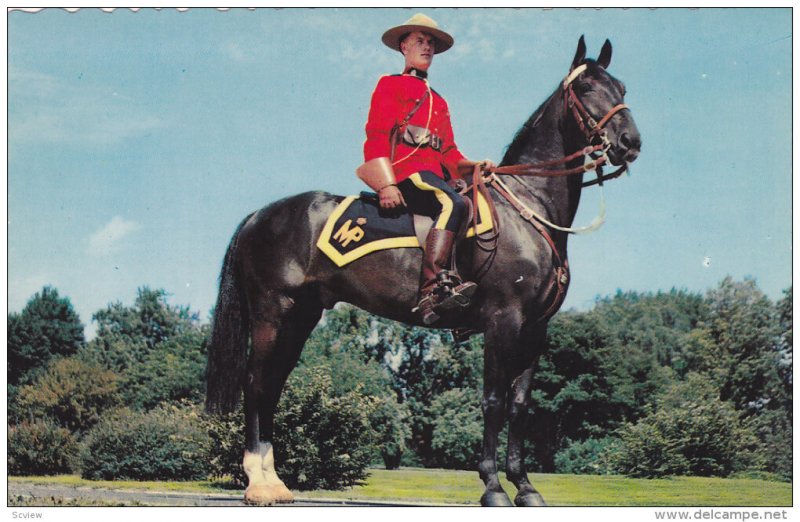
[501,102,584,232]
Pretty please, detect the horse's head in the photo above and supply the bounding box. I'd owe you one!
[563,36,641,166]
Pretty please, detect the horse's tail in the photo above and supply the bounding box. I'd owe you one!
[205,213,254,415]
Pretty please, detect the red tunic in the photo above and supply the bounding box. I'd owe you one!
[363,73,466,183]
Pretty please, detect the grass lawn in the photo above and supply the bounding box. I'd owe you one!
[307,469,791,506]
[8,474,233,494]
[9,469,791,507]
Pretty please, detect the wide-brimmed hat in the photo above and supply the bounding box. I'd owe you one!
[381,13,454,54]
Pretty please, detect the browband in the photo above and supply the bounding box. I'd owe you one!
[562,64,588,88]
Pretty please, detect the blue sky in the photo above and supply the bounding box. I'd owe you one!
[7,8,792,336]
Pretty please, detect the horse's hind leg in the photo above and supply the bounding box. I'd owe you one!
[506,326,547,507]
[242,291,322,506]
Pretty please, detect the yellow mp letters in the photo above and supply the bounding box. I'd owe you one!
[333,219,365,247]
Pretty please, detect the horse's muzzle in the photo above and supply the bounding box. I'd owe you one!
[610,131,641,164]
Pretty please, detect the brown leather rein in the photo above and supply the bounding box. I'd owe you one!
[466,65,633,321]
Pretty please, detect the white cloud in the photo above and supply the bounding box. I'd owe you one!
[8,68,62,98]
[339,44,397,80]
[447,8,578,64]
[88,216,141,256]
[9,67,164,146]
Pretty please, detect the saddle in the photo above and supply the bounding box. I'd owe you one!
[316,186,495,268]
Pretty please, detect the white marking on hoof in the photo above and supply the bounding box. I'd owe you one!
[243,442,293,505]
[244,484,294,506]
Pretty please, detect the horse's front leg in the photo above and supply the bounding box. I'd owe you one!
[478,311,522,507]
[505,325,548,506]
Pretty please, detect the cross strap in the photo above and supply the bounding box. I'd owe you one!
[390,89,431,163]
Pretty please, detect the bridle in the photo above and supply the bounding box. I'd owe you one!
[487,63,631,186]
[471,62,634,238]
[563,64,630,149]
[466,62,634,321]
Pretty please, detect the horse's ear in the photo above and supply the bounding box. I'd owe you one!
[571,35,587,69]
[598,39,612,69]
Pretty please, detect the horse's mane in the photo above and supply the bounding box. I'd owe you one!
[500,84,562,166]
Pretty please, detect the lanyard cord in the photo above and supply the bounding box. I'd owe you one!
[392,79,434,167]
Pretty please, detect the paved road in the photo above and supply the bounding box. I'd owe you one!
[8,482,454,507]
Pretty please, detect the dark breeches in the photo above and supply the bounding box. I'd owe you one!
[398,170,467,233]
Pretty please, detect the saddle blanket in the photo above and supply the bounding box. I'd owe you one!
[317,190,494,268]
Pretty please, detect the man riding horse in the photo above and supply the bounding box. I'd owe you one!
[206,21,641,504]
[357,13,494,325]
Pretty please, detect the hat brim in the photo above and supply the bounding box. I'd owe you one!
[382,24,454,54]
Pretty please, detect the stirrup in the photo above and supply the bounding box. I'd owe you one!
[436,281,478,311]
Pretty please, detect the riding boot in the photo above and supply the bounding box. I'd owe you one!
[416,229,477,325]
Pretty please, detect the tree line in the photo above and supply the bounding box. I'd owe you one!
[7,277,792,486]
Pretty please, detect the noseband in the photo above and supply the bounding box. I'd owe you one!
[563,63,630,156]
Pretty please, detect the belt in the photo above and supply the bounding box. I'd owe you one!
[401,124,441,151]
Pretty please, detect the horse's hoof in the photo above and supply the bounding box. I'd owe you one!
[480,490,514,507]
[244,484,294,506]
[514,491,547,507]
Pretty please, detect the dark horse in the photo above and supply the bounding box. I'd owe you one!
[206,37,641,506]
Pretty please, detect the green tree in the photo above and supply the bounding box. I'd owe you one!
[204,366,390,488]
[554,436,618,475]
[81,287,207,410]
[78,404,208,481]
[596,289,708,371]
[13,357,121,435]
[390,326,485,466]
[93,287,199,350]
[300,308,411,468]
[591,290,709,413]
[529,310,618,472]
[299,304,484,468]
[704,278,784,415]
[8,286,85,388]
[613,374,762,478]
[203,410,247,485]
[8,418,78,476]
[775,286,792,417]
[123,329,208,410]
[529,289,711,472]
[429,388,483,469]
[777,287,792,354]
[274,368,380,490]
[750,409,792,481]
[371,396,411,469]
[755,286,794,481]
[303,305,386,364]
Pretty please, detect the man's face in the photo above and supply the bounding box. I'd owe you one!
[401,31,436,71]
